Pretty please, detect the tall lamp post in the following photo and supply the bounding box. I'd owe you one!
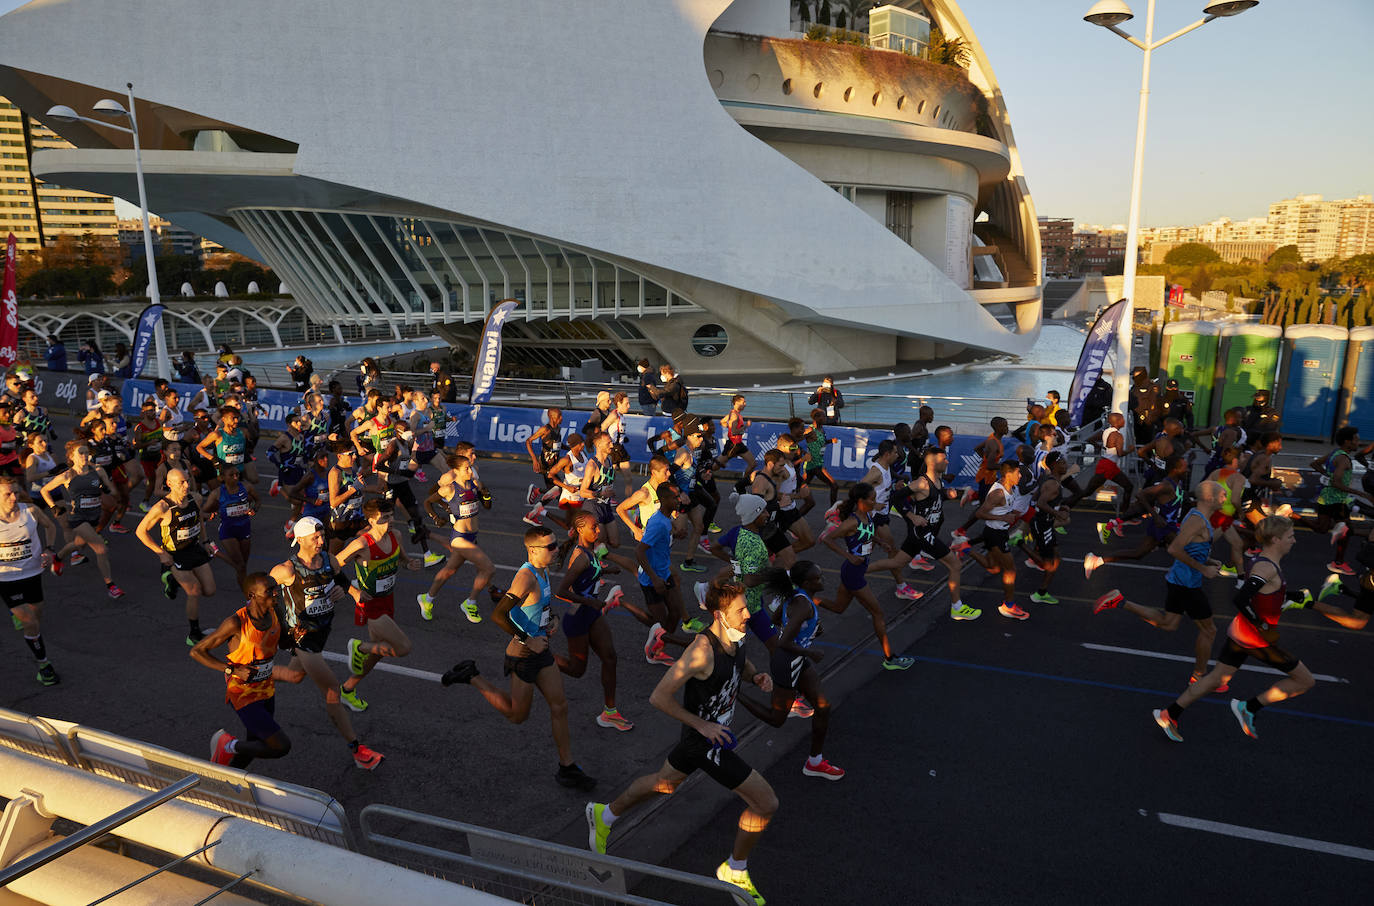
[1083,0,1259,417]
[46,83,170,380]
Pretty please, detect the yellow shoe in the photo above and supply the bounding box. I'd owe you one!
[715,862,764,905]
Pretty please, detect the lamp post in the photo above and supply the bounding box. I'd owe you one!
[46,83,170,380]
[1083,0,1258,418]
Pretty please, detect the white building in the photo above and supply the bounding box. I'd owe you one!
[0,0,1041,378]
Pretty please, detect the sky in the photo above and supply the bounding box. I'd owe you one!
[1,0,1371,228]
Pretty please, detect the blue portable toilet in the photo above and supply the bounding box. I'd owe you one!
[1340,325,1374,438]
[1278,324,1348,440]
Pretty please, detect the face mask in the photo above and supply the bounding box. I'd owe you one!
[724,624,747,643]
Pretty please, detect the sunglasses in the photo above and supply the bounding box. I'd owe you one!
[528,541,558,551]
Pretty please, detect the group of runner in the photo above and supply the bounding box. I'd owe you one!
[4,364,1370,906]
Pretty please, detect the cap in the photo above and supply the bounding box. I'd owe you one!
[97,389,116,400]
[734,493,767,525]
[292,516,324,540]
[87,374,100,383]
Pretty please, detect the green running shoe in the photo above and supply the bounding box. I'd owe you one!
[681,617,706,634]
[1217,564,1238,578]
[882,655,915,670]
[679,560,706,573]
[950,603,982,621]
[1054,525,1067,535]
[36,662,60,686]
[348,638,367,676]
[460,599,482,624]
[715,862,765,906]
[1318,573,1343,602]
[1030,591,1060,605]
[708,522,722,534]
[10,612,21,631]
[418,592,435,621]
[1097,522,1113,544]
[340,684,368,713]
[585,803,612,854]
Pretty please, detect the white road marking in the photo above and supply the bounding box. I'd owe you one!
[1080,642,1348,684]
[320,650,447,683]
[1156,813,1374,863]
[1062,557,1168,573]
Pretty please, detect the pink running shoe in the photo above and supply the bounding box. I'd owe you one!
[802,757,845,780]
[1093,589,1124,615]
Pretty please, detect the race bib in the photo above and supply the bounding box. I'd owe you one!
[859,543,873,557]
[224,452,244,464]
[244,660,274,683]
[176,525,199,542]
[225,503,250,518]
[730,558,741,578]
[457,501,479,518]
[304,591,334,616]
[0,538,32,562]
[374,573,395,593]
[77,495,100,510]
[826,405,835,418]
[539,608,552,629]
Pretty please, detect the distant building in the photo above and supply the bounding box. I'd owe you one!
[118,216,201,260]
[1037,216,1073,276]
[1336,197,1374,259]
[1145,240,1276,265]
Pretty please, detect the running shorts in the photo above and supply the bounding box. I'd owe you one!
[1218,636,1299,675]
[286,618,333,655]
[667,730,752,790]
[982,527,1010,554]
[1164,581,1212,620]
[746,607,778,643]
[760,523,791,556]
[219,521,251,541]
[354,594,395,626]
[839,558,868,592]
[171,544,211,573]
[1315,502,1351,523]
[503,648,556,683]
[0,574,44,609]
[720,441,748,462]
[638,574,676,609]
[561,604,601,638]
[234,696,281,741]
[769,646,808,691]
[1094,458,1122,481]
[902,529,949,561]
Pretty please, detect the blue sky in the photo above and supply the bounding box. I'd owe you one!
[2,0,1370,227]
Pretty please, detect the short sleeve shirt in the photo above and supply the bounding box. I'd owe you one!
[735,527,769,614]
[638,510,674,583]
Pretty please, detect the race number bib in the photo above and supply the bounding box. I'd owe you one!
[77,495,101,510]
[176,525,199,542]
[226,503,250,518]
[0,538,32,562]
[457,501,479,519]
[858,543,873,557]
[374,573,396,593]
[224,452,244,464]
[826,405,835,418]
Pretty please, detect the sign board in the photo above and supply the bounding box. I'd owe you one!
[1303,359,1320,368]
[1178,354,1194,362]
[467,835,626,895]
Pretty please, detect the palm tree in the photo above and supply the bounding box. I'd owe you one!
[797,0,812,24]
[837,0,874,26]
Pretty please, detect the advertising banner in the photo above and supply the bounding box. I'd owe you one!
[469,299,519,405]
[1,233,18,369]
[129,303,165,378]
[1067,298,1127,427]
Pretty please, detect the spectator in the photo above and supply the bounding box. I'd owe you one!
[358,357,382,395]
[1161,379,1194,430]
[288,354,314,392]
[1242,389,1281,437]
[808,375,844,425]
[44,336,67,373]
[429,359,456,402]
[111,342,132,378]
[649,362,688,416]
[215,343,235,366]
[1013,403,1046,443]
[1128,367,1162,440]
[173,350,200,384]
[636,358,658,416]
[77,339,104,376]
[1041,390,1062,426]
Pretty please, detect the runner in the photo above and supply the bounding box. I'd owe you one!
[193,572,305,767]
[22,432,60,514]
[1083,456,1190,569]
[953,416,1009,541]
[202,463,257,586]
[1152,516,1315,742]
[585,577,777,906]
[418,450,492,623]
[715,394,756,477]
[1064,412,1134,513]
[1021,451,1069,605]
[742,450,799,571]
[327,440,373,556]
[136,467,216,644]
[615,454,674,542]
[1203,446,1249,574]
[523,407,565,520]
[1289,548,1374,631]
[286,446,333,538]
[1295,426,1372,575]
[153,440,195,500]
[637,485,695,663]
[576,431,627,551]
[532,432,589,529]
[0,475,61,686]
[818,483,916,667]
[269,517,385,769]
[440,525,598,791]
[597,392,636,498]
[335,499,424,712]
[742,561,846,780]
[1093,481,1227,684]
[267,412,308,501]
[131,399,164,510]
[856,440,905,587]
[195,405,255,488]
[41,440,123,599]
[801,408,840,506]
[963,461,1029,620]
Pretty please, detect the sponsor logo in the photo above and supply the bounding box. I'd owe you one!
[53,379,79,404]
[1178,354,1194,362]
[1302,359,1320,368]
[1241,357,1257,365]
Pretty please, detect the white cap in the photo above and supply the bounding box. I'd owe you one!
[87,374,100,383]
[97,389,116,400]
[292,516,324,541]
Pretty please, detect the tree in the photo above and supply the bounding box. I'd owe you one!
[837,0,873,25]
[1162,242,1220,267]
[836,9,846,28]
[819,0,831,26]
[1266,244,1302,272]
[797,0,811,24]
[927,26,970,67]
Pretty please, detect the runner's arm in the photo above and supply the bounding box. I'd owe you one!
[555,549,600,609]
[1165,517,1214,575]
[39,471,69,510]
[135,504,172,562]
[189,613,244,674]
[194,430,218,462]
[648,635,722,736]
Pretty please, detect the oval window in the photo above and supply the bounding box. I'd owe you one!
[692,324,728,358]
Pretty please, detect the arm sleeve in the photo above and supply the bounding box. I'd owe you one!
[1231,574,1267,624]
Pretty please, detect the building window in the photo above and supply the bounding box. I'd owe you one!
[691,324,728,358]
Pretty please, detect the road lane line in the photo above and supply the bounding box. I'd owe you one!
[320,650,446,683]
[1081,642,1349,684]
[1061,557,1168,573]
[1156,813,1374,863]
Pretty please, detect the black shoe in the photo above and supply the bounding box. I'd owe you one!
[487,585,504,604]
[185,627,207,646]
[161,569,178,600]
[555,762,597,791]
[36,662,60,686]
[441,660,479,687]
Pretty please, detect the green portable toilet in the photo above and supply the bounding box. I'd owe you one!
[1212,323,1283,424]
[1160,321,1221,420]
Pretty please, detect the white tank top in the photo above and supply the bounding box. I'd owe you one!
[777,462,799,511]
[0,505,44,580]
[1103,427,1122,465]
[27,452,55,496]
[986,486,1016,530]
[872,462,892,507]
[558,452,589,504]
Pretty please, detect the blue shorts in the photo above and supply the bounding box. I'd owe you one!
[234,696,280,740]
[747,606,778,642]
[219,520,251,541]
[562,604,602,637]
[840,558,868,591]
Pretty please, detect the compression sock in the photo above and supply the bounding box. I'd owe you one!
[1245,697,1266,714]
[188,619,201,636]
[23,634,46,662]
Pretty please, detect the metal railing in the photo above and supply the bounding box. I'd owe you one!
[360,804,753,906]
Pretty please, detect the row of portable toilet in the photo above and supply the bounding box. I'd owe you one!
[1159,322,1374,440]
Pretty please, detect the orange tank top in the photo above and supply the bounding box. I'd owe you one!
[225,603,280,709]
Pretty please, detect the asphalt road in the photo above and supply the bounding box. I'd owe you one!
[4,412,1372,904]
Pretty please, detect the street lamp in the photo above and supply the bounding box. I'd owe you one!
[46,82,170,380]
[1083,0,1258,420]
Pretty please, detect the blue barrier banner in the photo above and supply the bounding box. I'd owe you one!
[1068,298,1126,427]
[469,299,519,405]
[129,303,165,378]
[121,380,986,487]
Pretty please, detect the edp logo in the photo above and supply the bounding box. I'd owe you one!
[53,380,79,404]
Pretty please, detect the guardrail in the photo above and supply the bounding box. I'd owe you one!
[359,804,753,906]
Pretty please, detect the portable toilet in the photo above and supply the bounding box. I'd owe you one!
[1159,321,1221,421]
[1212,323,1283,424]
[1278,324,1349,440]
[1340,325,1374,438]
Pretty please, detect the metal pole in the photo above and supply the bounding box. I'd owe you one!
[1112,0,1155,417]
[126,82,170,380]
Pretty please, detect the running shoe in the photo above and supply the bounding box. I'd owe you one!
[1282,589,1313,611]
[1230,698,1258,739]
[824,504,841,526]
[1245,546,1261,557]
[997,602,1029,621]
[596,708,634,731]
[10,612,20,631]
[340,685,369,712]
[950,603,982,621]
[460,599,482,623]
[1152,709,1183,743]
[269,478,280,497]
[788,698,814,719]
[418,592,435,621]
[1093,589,1124,614]
[908,555,935,572]
[138,502,150,512]
[352,743,385,770]
[949,537,971,554]
[441,660,480,686]
[708,522,722,534]
[1054,525,1068,535]
[422,551,444,568]
[525,484,541,506]
[802,758,845,781]
[1022,559,1045,572]
[1217,564,1238,578]
[1273,503,1294,518]
[894,583,924,600]
[681,617,707,634]
[209,729,235,765]
[109,522,129,535]
[521,507,544,527]
[1083,552,1105,578]
[715,863,765,906]
[586,803,612,854]
[648,648,675,665]
[414,470,428,483]
[49,555,63,577]
[1318,573,1344,601]
[1330,521,1350,545]
[70,552,87,566]
[882,655,915,670]
[698,536,713,555]
[161,568,177,600]
[602,584,624,612]
[959,487,977,506]
[555,763,597,791]
[348,638,367,676]
[283,520,295,541]
[679,560,706,573]
[694,581,709,608]
[185,627,206,646]
[644,624,666,661]
[1096,522,1113,545]
[950,528,968,543]
[106,583,125,600]
[36,663,60,686]
[1327,561,1356,576]
[1030,591,1059,605]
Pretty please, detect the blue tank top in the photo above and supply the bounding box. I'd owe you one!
[1156,479,1185,527]
[567,545,603,599]
[1164,508,1214,588]
[510,562,552,639]
[846,513,875,560]
[301,471,330,519]
[218,484,252,530]
[781,589,819,649]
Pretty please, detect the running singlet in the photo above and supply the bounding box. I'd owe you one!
[225,604,279,709]
[301,471,330,520]
[1155,480,1185,527]
[215,428,246,465]
[1164,509,1214,588]
[907,476,944,534]
[1229,557,1286,649]
[137,422,164,462]
[985,486,1016,530]
[847,514,875,560]
[68,470,104,522]
[635,480,662,527]
[218,484,253,532]
[680,631,744,739]
[805,427,827,472]
[331,466,365,522]
[291,554,337,620]
[448,478,481,523]
[558,453,589,504]
[780,589,820,651]
[566,544,603,599]
[18,406,51,438]
[0,505,44,580]
[1317,450,1353,505]
[160,498,202,552]
[509,562,553,639]
[354,532,401,603]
